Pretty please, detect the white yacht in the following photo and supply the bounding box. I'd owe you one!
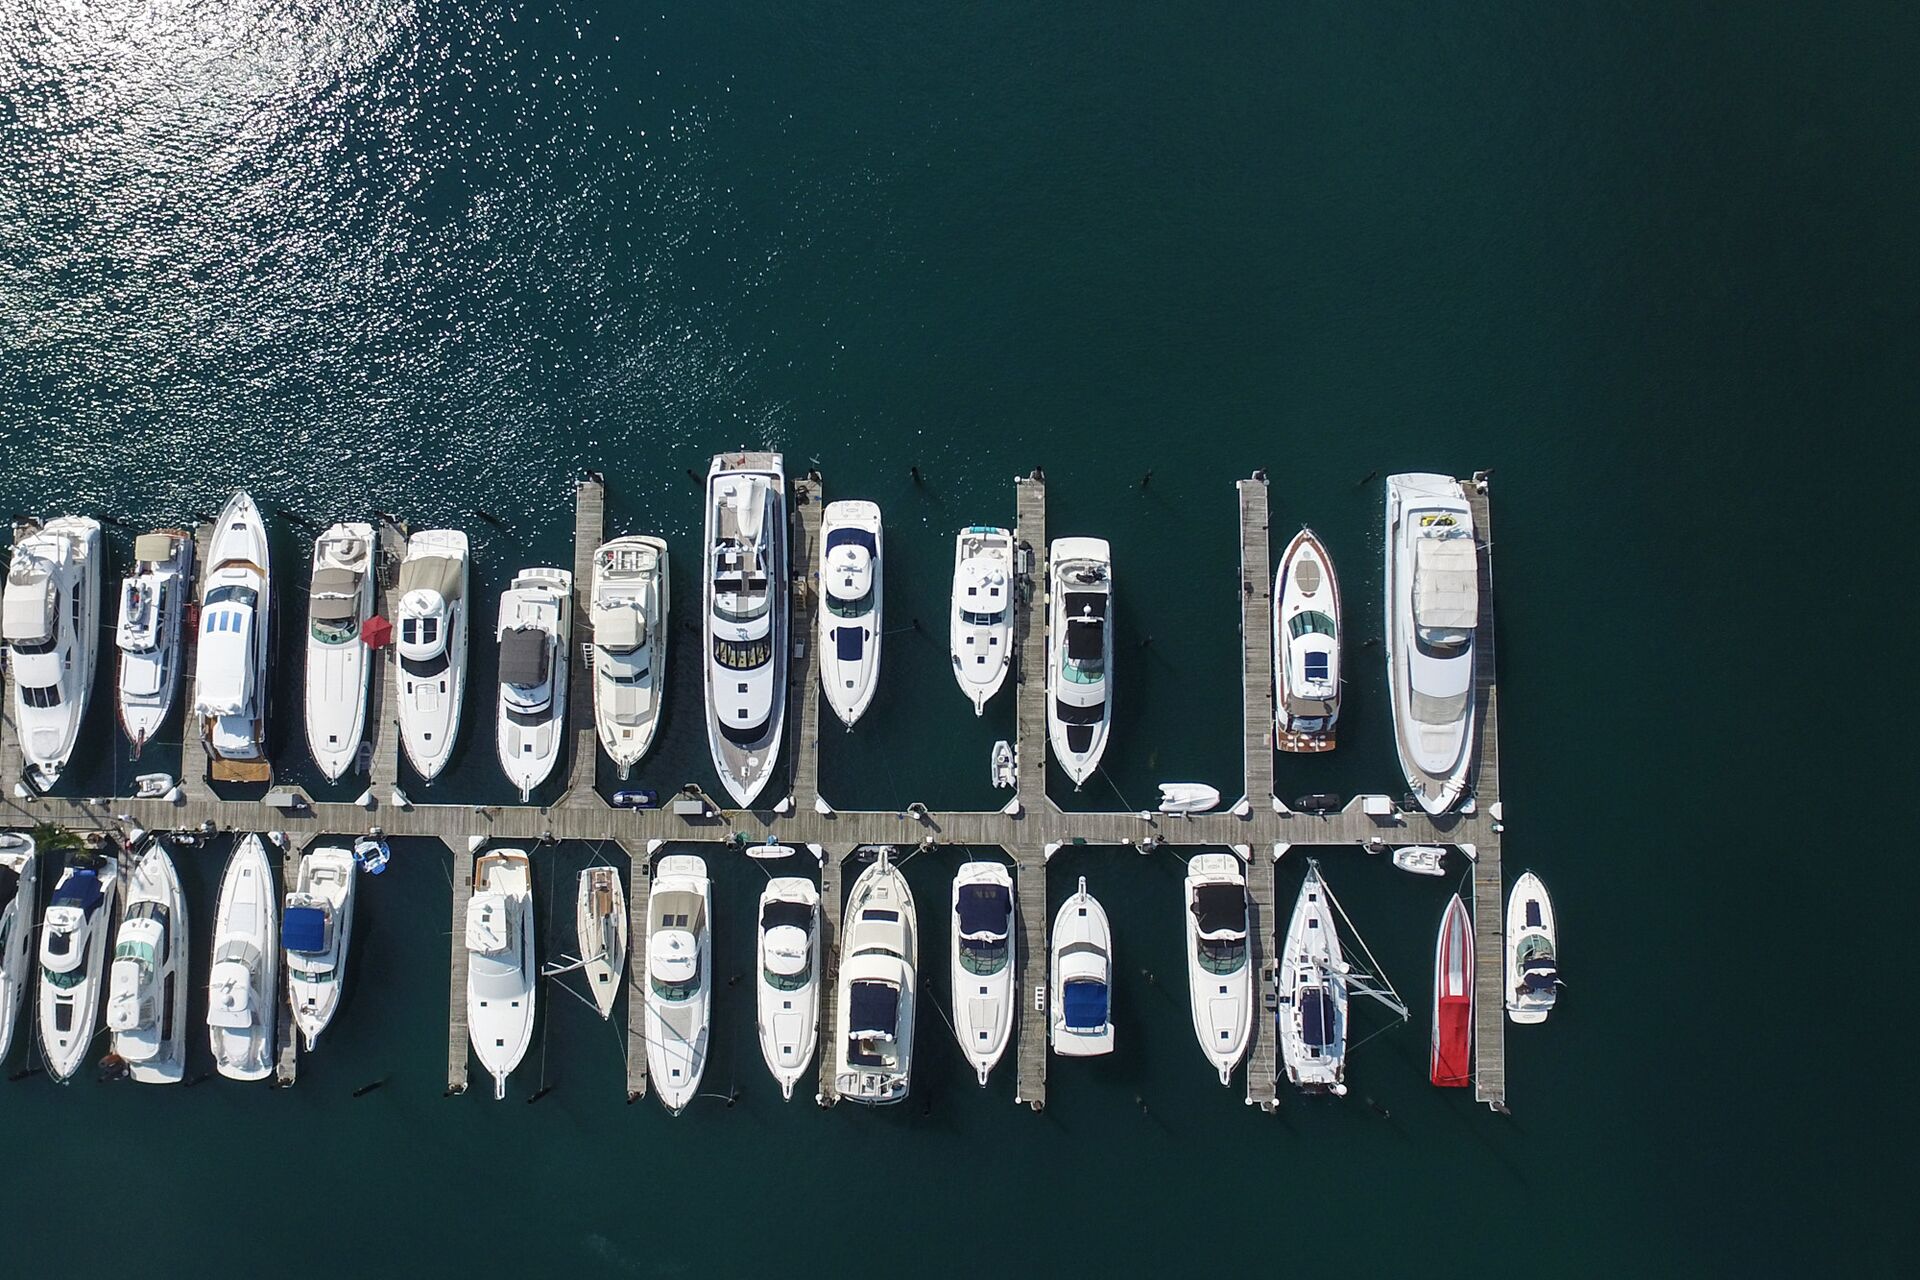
[589,536,669,778]
[466,847,535,1100]
[1274,527,1342,752]
[37,855,119,1082]
[114,529,194,756]
[950,860,1015,1086]
[818,500,883,727]
[755,876,820,1099]
[284,845,356,1050]
[1046,537,1113,787]
[833,850,917,1105]
[1278,861,1349,1094]
[949,526,1014,714]
[495,567,573,801]
[106,842,189,1084]
[701,453,788,806]
[1049,876,1114,1057]
[574,866,627,1020]
[303,523,377,781]
[0,833,39,1064]
[1385,474,1480,814]
[394,529,471,781]
[207,834,278,1081]
[1184,852,1251,1085]
[645,854,712,1115]
[1505,871,1560,1024]
[4,516,104,788]
[195,492,273,776]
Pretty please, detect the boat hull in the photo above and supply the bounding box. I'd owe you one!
[1274,527,1341,753]
[701,453,788,807]
[466,850,536,1099]
[949,527,1014,714]
[575,866,627,1020]
[1184,852,1251,1085]
[644,855,712,1114]
[1046,537,1114,787]
[1430,894,1473,1087]
[1384,474,1478,815]
[495,568,573,802]
[287,847,356,1051]
[1049,877,1115,1057]
[818,501,883,727]
[116,530,193,758]
[756,876,820,1098]
[207,835,278,1081]
[7,516,104,788]
[590,536,669,777]
[195,492,273,769]
[950,861,1015,1085]
[1505,871,1559,1024]
[1278,862,1349,1093]
[37,859,120,1082]
[395,530,470,782]
[833,855,917,1105]
[0,836,38,1065]
[303,524,377,781]
[110,844,190,1084]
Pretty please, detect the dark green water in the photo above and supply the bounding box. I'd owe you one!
[2,2,1911,1274]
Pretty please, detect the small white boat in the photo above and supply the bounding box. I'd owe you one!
[745,842,789,860]
[701,452,788,807]
[574,866,627,1020]
[302,523,377,780]
[1047,537,1114,787]
[1157,783,1220,815]
[1391,846,1447,877]
[645,854,712,1114]
[818,500,884,727]
[990,740,1017,790]
[466,847,535,1099]
[353,835,391,876]
[495,566,573,801]
[833,849,917,1105]
[1278,861,1348,1094]
[1385,474,1480,814]
[394,529,471,782]
[950,860,1015,1086]
[0,833,40,1065]
[106,842,190,1084]
[37,855,119,1082]
[4,515,104,788]
[1505,871,1560,1024]
[1184,852,1251,1085]
[1274,527,1342,752]
[133,773,174,800]
[589,536,669,779]
[207,834,278,1081]
[114,529,194,756]
[284,845,356,1050]
[1049,876,1114,1057]
[194,492,273,776]
[949,526,1015,714]
[756,876,820,1099]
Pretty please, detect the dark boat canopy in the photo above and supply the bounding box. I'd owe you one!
[1062,978,1108,1030]
[282,905,328,954]
[1191,882,1245,936]
[957,882,1011,938]
[848,980,899,1038]
[499,628,549,685]
[760,899,813,933]
[824,527,876,555]
[0,865,17,912]
[51,867,103,912]
[835,626,865,662]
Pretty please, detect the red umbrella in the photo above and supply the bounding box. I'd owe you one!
[361,615,394,649]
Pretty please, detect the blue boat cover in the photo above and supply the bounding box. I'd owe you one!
[283,905,328,953]
[835,626,865,662]
[1304,652,1329,681]
[847,980,899,1037]
[824,528,877,554]
[51,867,103,912]
[1299,987,1333,1048]
[1062,978,1108,1030]
[957,883,1011,937]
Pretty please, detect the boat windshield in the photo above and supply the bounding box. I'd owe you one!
[206,584,258,609]
[764,962,810,991]
[828,585,874,618]
[1289,610,1336,639]
[651,960,701,1002]
[713,594,770,624]
[402,651,450,678]
[311,615,360,645]
[959,935,1010,976]
[713,635,771,671]
[1516,934,1554,965]
[42,964,87,989]
[1198,935,1247,975]
[297,964,339,982]
[113,938,158,968]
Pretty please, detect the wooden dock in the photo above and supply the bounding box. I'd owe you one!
[1013,476,1047,816]
[273,835,303,1086]
[562,476,605,802]
[1466,478,1507,1111]
[1012,850,1047,1108]
[1237,478,1276,810]
[624,847,650,1100]
[445,840,472,1094]
[1243,845,1279,1109]
[788,476,824,811]
[179,521,216,804]
[813,844,842,1105]
[361,518,409,795]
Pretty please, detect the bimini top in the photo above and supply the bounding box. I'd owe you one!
[594,601,645,652]
[957,883,1012,940]
[1,568,54,644]
[1062,978,1109,1030]
[1413,536,1478,632]
[397,554,463,601]
[281,904,329,954]
[51,867,104,913]
[1064,598,1106,662]
[499,628,549,686]
[308,567,362,622]
[847,979,900,1039]
[134,533,177,563]
[1190,883,1245,938]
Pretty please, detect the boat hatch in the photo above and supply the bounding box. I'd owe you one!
[1300,986,1333,1048]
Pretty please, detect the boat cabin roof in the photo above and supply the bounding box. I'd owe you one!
[1413,536,1478,631]
[2,573,54,643]
[397,554,463,601]
[309,566,363,620]
[499,628,549,686]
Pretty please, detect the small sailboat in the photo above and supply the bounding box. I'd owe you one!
[1049,876,1114,1057]
[701,452,789,807]
[574,866,627,1020]
[949,526,1015,714]
[115,529,194,756]
[1385,474,1480,814]
[756,876,820,1099]
[1274,527,1342,752]
[1505,872,1560,1024]
[1430,893,1473,1087]
[37,854,120,1082]
[1046,537,1114,787]
[207,834,278,1081]
[466,847,535,1099]
[1391,846,1447,877]
[495,566,573,801]
[589,535,669,778]
[4,515,104,788]
[0,833,39,1064]
[990,740,1017,790]
[950,860,1015,1086]
[194,492,273,778]
[1184,852,1251,1085]
[284,845,356,1050]
[303,523,377,781]
[1157,783,1220,815]
[107,841,190,1084]
[833,849,918,1105]
[645,854,712,1114]
[818,500,884,726]
[394,529,471,782]
[1278,860,1407,1096]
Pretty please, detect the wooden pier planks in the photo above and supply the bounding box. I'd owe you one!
[624,846,650,1100]
[445,840,473,1094]
[1237,478,1276,811]
[1243,846,1279,1110]
[814,845,842,1105]
[273,835,305,1086]
[788,476,824,812]
[1465,478,1507,1110]
[1012,849,1047,1109]
[1013,477,1048,818]
[563,477,605,802]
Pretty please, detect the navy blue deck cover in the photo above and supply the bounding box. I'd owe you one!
[282,905,327,953]
[1063,978,1108,1029]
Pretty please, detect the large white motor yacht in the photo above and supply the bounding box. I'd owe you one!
[589,536,669,778]
[1184,852,1251,1085]
[833,850,917,1105]
[950,860,1015,1086]
[37,854,119,1082]
[1274,527,1342,753]
[949,526,1014,714]
[284,844,356,1050]
[701,453,788,806]
[817,500,883,727]
[207,834,278,1081]
[755,875,820,1099]
[496,567,573,801]
[645,854,712,1115]
[303,523,377,781]
[573,866,627,1020]
[1506,871,1560,1024]
[0,833,40,1064]
[466,847,535,1100]
[1278,861,1349,1094]
[1050,876,1114,1057]
[4,515,104,788]
[114,529,194,756]
[107,842,189,1084]
[194,492,273,775]
[1385,474,1480,814]
[394,529,471,781]
[1046,537,1114,787]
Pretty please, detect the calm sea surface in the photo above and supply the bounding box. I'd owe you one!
[1,2,1911,1275]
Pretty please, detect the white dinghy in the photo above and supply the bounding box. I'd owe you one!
[1391,846,1447,877]
[1157,783,1220,815]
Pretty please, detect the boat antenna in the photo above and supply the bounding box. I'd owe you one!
[1313,861,1408,1020]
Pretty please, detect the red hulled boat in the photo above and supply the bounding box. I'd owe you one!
[1430,893,1474,1087]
